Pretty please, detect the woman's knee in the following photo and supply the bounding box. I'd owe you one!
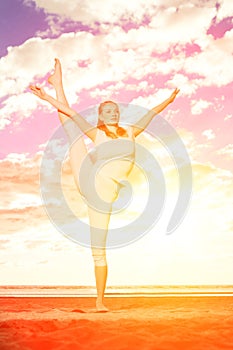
[92,248,107,266]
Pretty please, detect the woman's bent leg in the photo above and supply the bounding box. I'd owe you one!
[48,58,91,193]
[69,137,92,194]
[48,58,69,126]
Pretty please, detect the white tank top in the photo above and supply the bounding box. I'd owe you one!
[92,126,135,181]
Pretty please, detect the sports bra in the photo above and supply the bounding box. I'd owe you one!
[93,126,135,162]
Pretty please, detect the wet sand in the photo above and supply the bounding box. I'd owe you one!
[0,296,233,349]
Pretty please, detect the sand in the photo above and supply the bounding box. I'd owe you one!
[0,296,233,350]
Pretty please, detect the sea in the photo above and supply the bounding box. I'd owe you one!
[1,285,233,297]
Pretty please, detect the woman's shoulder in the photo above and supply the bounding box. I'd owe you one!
[94,127,107,144]
[121,124,134,137]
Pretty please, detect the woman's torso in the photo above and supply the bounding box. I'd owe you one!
[92,126,135,181]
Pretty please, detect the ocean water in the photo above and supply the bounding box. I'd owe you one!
[1,285,233,297]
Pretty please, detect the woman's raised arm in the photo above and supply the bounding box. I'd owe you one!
[132,88,180,137]
[30,85,97,141]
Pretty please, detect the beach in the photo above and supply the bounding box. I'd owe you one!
[0,296,233,350]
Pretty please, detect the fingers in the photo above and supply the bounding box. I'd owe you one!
[29,85,44,98]
[29,87,38,96]
[172,88,180,97]
[29,85,43,93]
[169,88,180,102]
[30,85,40,91]
[29,86,37,94]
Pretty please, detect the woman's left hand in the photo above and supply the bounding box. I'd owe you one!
[169,88,180,103]
[29,85,48,100]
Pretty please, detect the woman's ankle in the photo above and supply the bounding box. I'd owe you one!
[96,296,104,303]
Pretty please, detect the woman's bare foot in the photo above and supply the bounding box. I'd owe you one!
[48,58,62,86]
[96,299,109,312]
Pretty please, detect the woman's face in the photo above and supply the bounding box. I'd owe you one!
[99,103,120,125]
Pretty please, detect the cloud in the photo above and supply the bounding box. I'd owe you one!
[192,161,233,191]
[0,152,44,233]
[0,152,40,188]
[224,114,232,121]
[184,29,233,87]
[149,3,216,48]
[216,0,233,21]
[24,0,158,25]
[0,93,39,130]
[167,74,200,96]
[202,129,215,140]
[0,1,231,132]
[131,88,174,109]
[0,206,47,237]
[1,0,232,285]
[217,144,233,158]
[0,148,90,235]
[191,99,213,115]
[2,131,233,284]
[24,0,220,34]
[177,128,214,161]
[163,160,233,242]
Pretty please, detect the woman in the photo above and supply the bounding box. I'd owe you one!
[30,58,179,311]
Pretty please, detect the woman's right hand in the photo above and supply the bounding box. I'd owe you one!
[169,88,180,103]
[30,85,48,100]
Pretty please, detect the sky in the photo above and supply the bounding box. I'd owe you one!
[0,0,233,286]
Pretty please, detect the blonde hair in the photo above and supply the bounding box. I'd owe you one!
[97,101,128,139]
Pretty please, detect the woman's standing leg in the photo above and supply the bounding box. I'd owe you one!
[88,175,118,311]
[88,205,111,312]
